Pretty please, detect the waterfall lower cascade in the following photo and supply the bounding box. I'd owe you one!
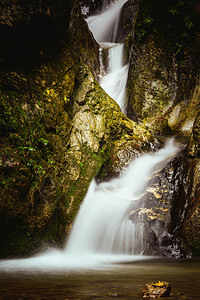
[87,0,129,113]
[65,138,180,257]
[0,139,182,271]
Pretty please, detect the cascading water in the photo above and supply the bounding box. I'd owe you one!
[99,43,128,112]
[0,1,184,271]
[65,138,181,257]
[86,0,129,112]
[86,0,127,43]
[0,138,182,271]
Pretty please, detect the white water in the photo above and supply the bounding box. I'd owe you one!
[0,138,182,271]
[100,43,128,112]
[65,138,180,256]
[86,0,129,112]
[87,0,127,43]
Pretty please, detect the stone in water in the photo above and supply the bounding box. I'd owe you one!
[142,281,171,298]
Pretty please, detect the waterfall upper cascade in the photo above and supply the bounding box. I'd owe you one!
[99,43,128,112]
[86,0,129,112]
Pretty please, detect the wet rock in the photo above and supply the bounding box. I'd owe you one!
[171,158,200,257]
[188,112,200,157]
[142,281,171,298]
[126,0,200,137]
[69,1,100,76]
[127,39,178,135]
[116,0,140,43]
[129,160,174,255]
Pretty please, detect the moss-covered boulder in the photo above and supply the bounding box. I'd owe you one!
[127,38,177,135]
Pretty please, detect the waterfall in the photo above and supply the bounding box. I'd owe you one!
[86,0,129,112]
[100,43,128,112]
[86,0,127,43]
[0,139,182,271]
[65,138,180,257]
[0,1,184,272]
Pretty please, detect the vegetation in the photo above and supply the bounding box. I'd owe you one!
[135,0,200,63]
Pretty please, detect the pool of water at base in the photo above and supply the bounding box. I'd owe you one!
[0,257,199,299]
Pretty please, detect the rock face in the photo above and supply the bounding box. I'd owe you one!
[126,0,200,258]
[127,39,177,133]
[69,0,100,76]
[188,112,200,157]
[169,123,200,256]
[128,141,186,257]
[116,0,140,43]
[128,129,200,258]
[127,38,200,136]
[179,113,200,256]
[127,0,200,136]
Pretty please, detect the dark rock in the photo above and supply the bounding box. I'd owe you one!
[188,112,200,157]
[142,281,171,298]
[116,0,140,43]
[128,141,190,257]
[69,1,100,76]
[170,156,200,257]
[0,0,72,70]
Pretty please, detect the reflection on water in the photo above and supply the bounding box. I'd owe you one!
[0,258,200,299]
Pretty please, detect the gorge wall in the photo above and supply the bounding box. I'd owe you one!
[125,0,200,256]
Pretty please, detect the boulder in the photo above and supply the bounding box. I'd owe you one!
[116,0,140,43]
[142,281,171,298]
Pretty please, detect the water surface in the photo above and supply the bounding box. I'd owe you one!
[0,258,199,299]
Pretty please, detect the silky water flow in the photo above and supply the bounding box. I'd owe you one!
[0,138,182,271]
[0,0,184,271]
[87,0,129,113]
